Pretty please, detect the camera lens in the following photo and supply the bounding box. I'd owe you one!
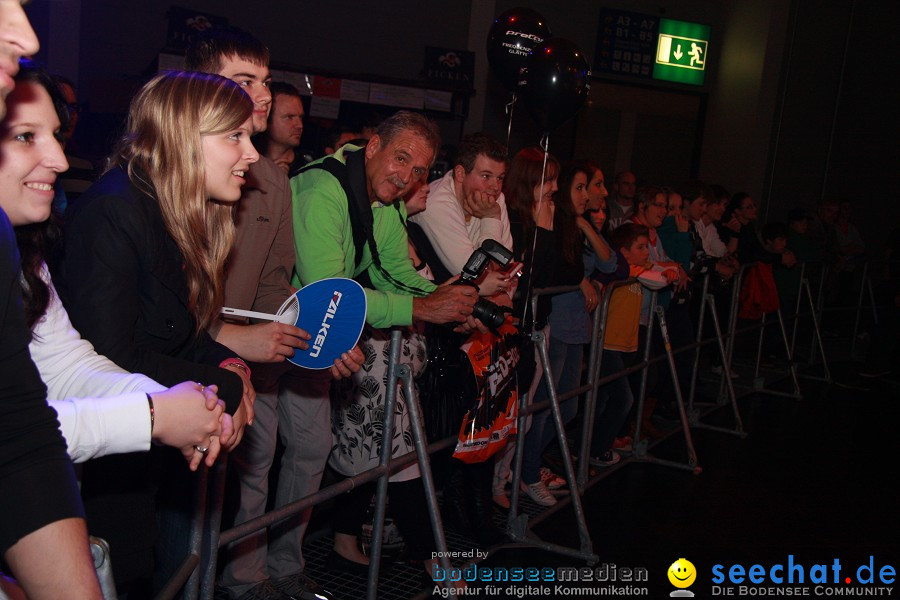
[472,299,508,330]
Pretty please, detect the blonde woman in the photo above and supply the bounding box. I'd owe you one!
[59,70,258,444]
[57,70,259,591]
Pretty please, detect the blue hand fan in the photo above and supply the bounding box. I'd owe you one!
[220,277,367,370]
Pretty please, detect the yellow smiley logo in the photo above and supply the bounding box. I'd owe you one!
[668,558,697,588]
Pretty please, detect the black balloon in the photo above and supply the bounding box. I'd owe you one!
[486,7,551,92]
[522,37,592,132]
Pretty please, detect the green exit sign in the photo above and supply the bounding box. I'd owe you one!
[653,18,710,86]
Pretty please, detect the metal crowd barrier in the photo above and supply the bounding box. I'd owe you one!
[717,258,883,397]
[364,329,453,600]
[629,291,701,473]
[788,262,831,383]
[697,256,890,401]
[686,272,745,438]
[850,261,879,358]
[157,258,868,599]
[504,276,759,562]
[806,259,879,361]
[195,330,457,600]
[716,262,802,400]
[155,462,210,600]
[504,282,602,565]
[576,278,638,489]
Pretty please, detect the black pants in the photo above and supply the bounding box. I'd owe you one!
[332,478,436,561]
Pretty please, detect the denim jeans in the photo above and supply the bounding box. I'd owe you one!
[521,336,582,484]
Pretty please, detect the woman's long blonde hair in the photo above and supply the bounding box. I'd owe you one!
[112,70,252,331]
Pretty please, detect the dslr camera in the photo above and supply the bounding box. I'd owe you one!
[452,239,514,332]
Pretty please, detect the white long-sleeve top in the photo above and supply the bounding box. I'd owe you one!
[637,263,677,326]
[695,218,728,257]
[638,264,674,290]
[409,171,514,273]
[29,266,165,462]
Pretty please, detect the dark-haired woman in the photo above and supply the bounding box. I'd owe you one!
[496,149,594,508]
[1,67,227,466]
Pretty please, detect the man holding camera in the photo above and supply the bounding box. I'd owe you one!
[292,110,477,328]
[289,111,479,572]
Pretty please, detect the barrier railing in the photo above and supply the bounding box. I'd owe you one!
[751,307,802,399]
[850,261,879,358]
[154,254,881,600]
[717,257,880,397]
[504,282,602,565]
[806,259,879,363]
[785,262,832,384]
[719,263,751,401]
[686,273,745,438]
[717,262,802,400]
[365,329,452,600]
[630,291,701,473]
[179,280,745,597]
[155,462,210,600]
[576,278,637,490]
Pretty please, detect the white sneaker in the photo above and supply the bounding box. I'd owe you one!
[520,481,557,506]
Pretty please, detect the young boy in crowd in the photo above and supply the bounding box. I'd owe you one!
[762,222,791,258]
[787,208,817,263]
[589,223,676,462]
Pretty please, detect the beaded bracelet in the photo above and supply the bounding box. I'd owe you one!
[219,357,252,379]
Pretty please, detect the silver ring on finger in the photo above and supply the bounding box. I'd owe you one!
[195,445,209,454]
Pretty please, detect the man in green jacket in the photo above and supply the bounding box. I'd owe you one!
[288,110,477,585]
[292,110,477,327]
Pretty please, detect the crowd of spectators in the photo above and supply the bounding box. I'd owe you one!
[1,12,891,600]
